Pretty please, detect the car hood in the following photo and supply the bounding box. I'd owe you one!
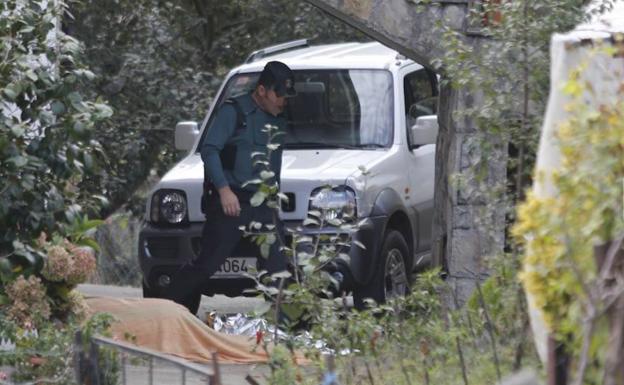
[153,149,391,222]
[281,149,388,182]
[159,149,389,185]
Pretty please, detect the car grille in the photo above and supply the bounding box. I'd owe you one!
[190,236,259,258]
[146,238,179,259]
[191,237,202,257]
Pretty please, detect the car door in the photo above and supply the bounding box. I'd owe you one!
[401,66,438,253]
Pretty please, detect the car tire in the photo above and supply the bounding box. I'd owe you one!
[142,281,159,298]
[353,230,410,310]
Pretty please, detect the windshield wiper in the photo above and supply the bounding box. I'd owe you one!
[357,143,388,149]
[285,142,359,150]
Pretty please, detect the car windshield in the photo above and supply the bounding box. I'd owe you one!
[201,69,394,150]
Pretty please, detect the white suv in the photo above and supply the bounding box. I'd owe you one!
[139,40,438,308]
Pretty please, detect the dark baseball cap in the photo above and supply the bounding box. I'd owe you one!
[257,61,296,97]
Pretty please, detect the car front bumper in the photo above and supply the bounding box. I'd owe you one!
[138,214,388,296]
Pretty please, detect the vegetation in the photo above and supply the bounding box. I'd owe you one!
[234,123,532,385]
[514,45,624,384]
[67,0,366,217]
[1,0,621,383]
[245,1,622,384]
[0,0,111,272]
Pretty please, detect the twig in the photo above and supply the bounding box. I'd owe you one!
[455,336,469,385]
[598,235,624,282]
[399,357,413,385]
[572,314,597,385]
[274,277,285,343]
[443,282,469,385]
[422,354,430,385]
[513,307,530,371]
[475,279,502,382]
[451,284,479,349]
[364,361,376,385]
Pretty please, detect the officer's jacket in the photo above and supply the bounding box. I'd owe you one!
[200,93,285,192]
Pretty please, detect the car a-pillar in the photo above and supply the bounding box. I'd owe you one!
[305,0,507,305]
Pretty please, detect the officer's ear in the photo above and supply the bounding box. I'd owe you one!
[256,84,268,97]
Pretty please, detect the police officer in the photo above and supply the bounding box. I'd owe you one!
[169,61,296,313]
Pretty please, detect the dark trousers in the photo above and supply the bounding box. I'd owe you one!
[168,195,287,313]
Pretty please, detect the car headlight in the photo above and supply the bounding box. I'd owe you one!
[150,189,188,224]
[308,187,357,223]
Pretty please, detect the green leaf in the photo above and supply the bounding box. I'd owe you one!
[83,152,93,170]
[73,120,85,133]
[0,258,13,276]
[75,69,96,80]
[83,219,105,229]
[241,179,262,188]
[271,271,291,279]
[277,193,289,203]
[3,87,17,100]
[327,218,342,226]
[8,155,28,167]
[281,303,305,322]
[302,218,319,226]
[51,101,65,115]
[26,70,38,82]
[10,125,25,137]
[307,210,322,218]
[11,240,41,268]
[251,221,262,230]
[254,301,272,316]
[19,26,34,34]
[260,170,275,180]
[20,174,35,190]
[260,243,270,259]
[78,238,101,253]
[250,191,267,207]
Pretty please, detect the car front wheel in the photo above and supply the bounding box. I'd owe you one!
[142,281,159,298]
[353,230,410,309]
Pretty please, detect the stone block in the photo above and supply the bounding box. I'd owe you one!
[448,228,486,276]
[452,205,473,230]
[455,133,507,205]
[445,275,477,308]
[442,4,466,30]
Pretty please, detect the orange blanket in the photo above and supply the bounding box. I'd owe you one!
[86,297,277,364]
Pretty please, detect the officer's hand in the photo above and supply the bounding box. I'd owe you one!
[218,186,240,217]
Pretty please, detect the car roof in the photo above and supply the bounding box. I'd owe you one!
[234,41,420,73]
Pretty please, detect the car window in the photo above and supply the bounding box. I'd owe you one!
[404,69,437,129]
[198,69,394,151]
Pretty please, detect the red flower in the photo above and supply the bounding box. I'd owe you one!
[256,330,264,345]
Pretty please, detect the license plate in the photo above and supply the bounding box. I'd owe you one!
[213,257,256,277]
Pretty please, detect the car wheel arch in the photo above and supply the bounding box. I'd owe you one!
[370,188,416,266]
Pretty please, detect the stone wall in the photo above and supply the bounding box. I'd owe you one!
[305,0,507,303]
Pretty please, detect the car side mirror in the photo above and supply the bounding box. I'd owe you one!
[174,121,199,151]
[410,115,438,148]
